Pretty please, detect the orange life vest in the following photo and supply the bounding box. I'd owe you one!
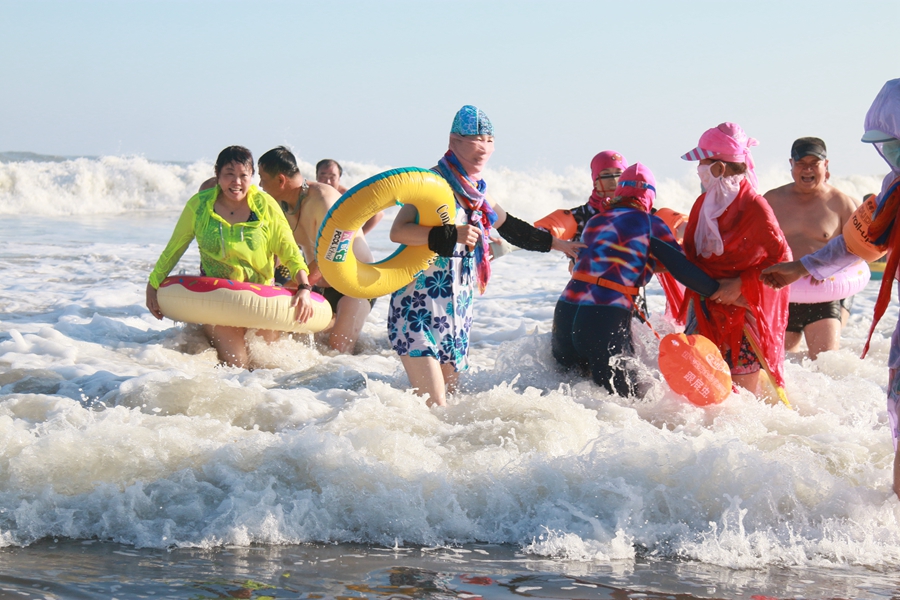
[534,209,578,240]
[843,190,891,262]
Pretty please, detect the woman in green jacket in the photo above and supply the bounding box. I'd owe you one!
[146,146,312,368]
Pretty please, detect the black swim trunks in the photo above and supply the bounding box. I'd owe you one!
[786,297,852,333]
[313,286,376,312]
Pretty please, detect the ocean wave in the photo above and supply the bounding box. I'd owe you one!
[0,153,888,219]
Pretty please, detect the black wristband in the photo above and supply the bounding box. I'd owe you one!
[295,283,312,292]
[497,213,553,252]
[428,224,458,257]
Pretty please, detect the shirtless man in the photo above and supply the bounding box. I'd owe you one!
[315,159,348,194]
[316,158,383,234]
[764,137,859,359]
[260,147,374,354]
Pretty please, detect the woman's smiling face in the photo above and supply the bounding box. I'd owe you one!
[217,161,254,203]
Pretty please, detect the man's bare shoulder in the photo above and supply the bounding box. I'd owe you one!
[291,181,338,230]
[764,182,794,199]
[824,185,860,219]
[763,182,795,210]
[307,180,341,207]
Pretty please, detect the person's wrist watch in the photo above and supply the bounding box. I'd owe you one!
[295,283,312,292]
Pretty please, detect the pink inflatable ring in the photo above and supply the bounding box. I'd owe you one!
[157,276,333,333]
[788,261,871,304]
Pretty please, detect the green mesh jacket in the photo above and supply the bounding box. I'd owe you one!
[148,185,308,289]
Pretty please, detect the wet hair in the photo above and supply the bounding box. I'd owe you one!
[316,159,343,176]
[723,161,747,177]
[258,146,300,177]
[214,146,255,176]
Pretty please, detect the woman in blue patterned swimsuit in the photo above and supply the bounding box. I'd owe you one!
[388,105,583,407]
[552,163,719,396]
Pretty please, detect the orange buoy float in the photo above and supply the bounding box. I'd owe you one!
[658,332,732,406]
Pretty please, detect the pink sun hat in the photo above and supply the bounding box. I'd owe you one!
[590,150,628,181]
[680,122,758,163]
[614,162,656,212]
[680,122,759,189]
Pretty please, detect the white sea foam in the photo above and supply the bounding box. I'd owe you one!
[0,155,899,581]
[0,153,887,218]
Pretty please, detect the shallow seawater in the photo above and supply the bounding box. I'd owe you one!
[3,540,899,599]
[1,159,899,599]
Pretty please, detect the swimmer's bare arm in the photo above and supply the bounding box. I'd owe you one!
[299,183,341,286]
[762,185,790,231]
[305,261,324,286]
[361,211,384,235]
[305,205,327,286]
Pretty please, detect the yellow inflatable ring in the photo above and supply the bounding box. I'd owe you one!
[316,167,456,299]
[157,276,333,334]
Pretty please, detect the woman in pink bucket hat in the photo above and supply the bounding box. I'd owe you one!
[675,123,792,402]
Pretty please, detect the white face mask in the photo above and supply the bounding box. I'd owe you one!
[697,164,715,192]
[881,139,900,169]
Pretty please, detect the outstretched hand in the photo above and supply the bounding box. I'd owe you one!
[760,260,809,290]
[146,283,163,320]
[551,237,586,260]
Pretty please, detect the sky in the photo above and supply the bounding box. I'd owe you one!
[1,0,897,180]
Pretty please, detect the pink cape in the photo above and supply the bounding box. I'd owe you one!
[675,179,792,387]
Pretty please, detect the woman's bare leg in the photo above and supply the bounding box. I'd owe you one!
[442,362,460,395]
[203,324,250,368]
[329,296,371,353]
[731,371,762,398]
[893,448,900,500]
[400,354,447,407]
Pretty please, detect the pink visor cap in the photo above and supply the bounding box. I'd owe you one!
[614,162,656,210]
[590,150,628,181]
[680,122,758,163]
